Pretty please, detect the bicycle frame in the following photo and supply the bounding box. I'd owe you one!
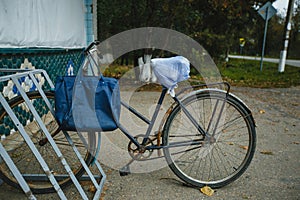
[116,82,230,152]
[117,87,168,149]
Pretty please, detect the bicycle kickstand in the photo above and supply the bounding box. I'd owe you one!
[119,158,135,176]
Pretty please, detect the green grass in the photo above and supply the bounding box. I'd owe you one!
[103,65,134,79]
[217,59,300,88]
[103,59,300,88]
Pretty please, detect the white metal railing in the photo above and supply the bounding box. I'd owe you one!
[0,69,106,199]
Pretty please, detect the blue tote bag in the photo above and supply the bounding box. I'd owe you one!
[55,74,120,132]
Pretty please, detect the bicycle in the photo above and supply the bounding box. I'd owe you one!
[0,42,256,194]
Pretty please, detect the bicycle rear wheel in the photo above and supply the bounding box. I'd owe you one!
[0,91,96,194]
[163,89,256,188]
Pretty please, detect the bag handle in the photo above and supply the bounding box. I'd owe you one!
[83,48,105,81]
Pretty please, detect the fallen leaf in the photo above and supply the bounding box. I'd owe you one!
[293,141,299,145]
[200,186,214,196]
[239,145,248,150]
[100,185,108,200]
[260,150,273,155]
[88,185,96,193]
[222,129,228,133]
[259,109,265,114]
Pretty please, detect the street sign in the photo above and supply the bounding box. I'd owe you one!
[258,2,277,21]
[239,38,245,47]
[257,1,277,71]
[239,38,245,54]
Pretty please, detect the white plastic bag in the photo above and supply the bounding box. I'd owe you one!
[151,56,190,96]
[139,55,157,83]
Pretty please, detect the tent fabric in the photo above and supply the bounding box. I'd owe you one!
[0,0,86,48]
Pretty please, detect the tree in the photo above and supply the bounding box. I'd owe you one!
[96,0,290,60]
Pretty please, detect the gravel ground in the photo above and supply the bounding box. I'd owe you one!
[0,86,299,200]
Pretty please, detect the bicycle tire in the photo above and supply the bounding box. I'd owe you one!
[162,89,256,188]
[0,91,97,194]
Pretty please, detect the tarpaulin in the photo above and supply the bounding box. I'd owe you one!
[0,0,86,48]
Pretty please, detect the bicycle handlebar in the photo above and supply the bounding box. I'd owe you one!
[84,41,100,54]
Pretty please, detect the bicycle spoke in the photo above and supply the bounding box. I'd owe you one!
[163,90,256,188]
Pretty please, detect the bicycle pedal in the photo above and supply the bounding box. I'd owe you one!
[119,165,131,176]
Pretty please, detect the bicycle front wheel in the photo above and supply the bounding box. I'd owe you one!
[163,89,256,188]
[0,91,96,194]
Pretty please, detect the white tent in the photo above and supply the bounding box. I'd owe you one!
[0,0,90,48]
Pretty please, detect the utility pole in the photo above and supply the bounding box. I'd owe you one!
[260,6,269,72]
[278,0,295,73]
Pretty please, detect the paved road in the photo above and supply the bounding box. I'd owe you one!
[228,54,300,67]
[0,87,299,200]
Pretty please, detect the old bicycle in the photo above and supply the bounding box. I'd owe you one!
[0,42,256,195]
